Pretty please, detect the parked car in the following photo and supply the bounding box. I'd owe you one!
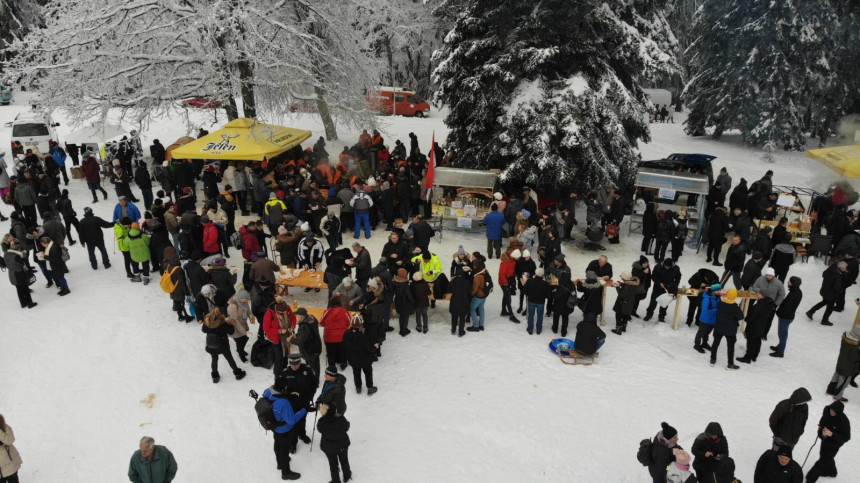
[181,97,224,109]
[639,153,715,185]
[10,111,60,154]
[367,87,431,117]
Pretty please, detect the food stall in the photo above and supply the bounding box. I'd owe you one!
[430,167,500,240]
[629,167,710,248]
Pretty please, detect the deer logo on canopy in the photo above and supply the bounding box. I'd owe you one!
[202,133,240,152]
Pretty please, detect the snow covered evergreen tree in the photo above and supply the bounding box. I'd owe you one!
[684,0,830,150]
[433,0,676,194]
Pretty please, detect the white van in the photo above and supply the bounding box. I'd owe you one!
[10,111,60,154]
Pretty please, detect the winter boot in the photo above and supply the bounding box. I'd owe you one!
[367,386,378,396]
[736,357,751,364]
[131,273,142,283]
[142,276,150,286]
[104,262,111,269]
[422,326,428,334]
[500,310,510,316]
[58,288,71,296]
[233,369,246,380]
[281,469,301,480]
[805,310,814,320]
[356,385,362,394]
[851,377,858,388]
[299,434,311,444]
[643,313,653,322]
[821,320,834,326]
[466,326,479,332]
[211,371,220,383]
[701,343,712,351]
[769,351,784,358]
[693,345,705,354]
[509,315,521,324]
[726,364,740,370]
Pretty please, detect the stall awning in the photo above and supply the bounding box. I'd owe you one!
[432,167,498,189]
[807,144,860,178]
[64,124,128,145]
[170,118,312,161]
[635,168,710,195]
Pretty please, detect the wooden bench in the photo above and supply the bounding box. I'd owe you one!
[557,349,599,365]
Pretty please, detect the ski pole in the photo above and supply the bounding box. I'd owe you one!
[309,407,318,453]
[801,435,819,469]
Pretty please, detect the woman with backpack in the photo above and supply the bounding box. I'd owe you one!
[226,289,252,363]
[162,246,194,322]
[550,272,576,337]
[201,307,246,383]
[612,271,640,335]
[342,314,378,396]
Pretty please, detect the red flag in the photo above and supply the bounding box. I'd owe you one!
[425,132,435,197]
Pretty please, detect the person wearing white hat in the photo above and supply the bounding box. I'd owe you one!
[515,249,536,314]
[751,266,786,338]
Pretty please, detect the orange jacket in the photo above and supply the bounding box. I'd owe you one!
[358,134,371,149]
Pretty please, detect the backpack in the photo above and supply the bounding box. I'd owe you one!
[205,332,221,352]
[254,396,280,431]
[483,272,494,295]
[178,231,194,259]
[160,266,180,293]
[564,287,578,312]
[230,231,243,250]
[636,438,652,466]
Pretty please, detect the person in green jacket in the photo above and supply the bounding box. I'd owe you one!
[126,221,152,284]
[115,216,135,279]
[128,436,177,483]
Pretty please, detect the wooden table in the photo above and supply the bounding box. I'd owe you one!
[754,219,810,236]
[671,289,758,331]
[276,269,328,289]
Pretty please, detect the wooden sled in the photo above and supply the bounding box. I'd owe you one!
[558,349,599,365]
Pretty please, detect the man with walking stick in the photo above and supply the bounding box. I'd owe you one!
[282,353,319,452]
[805,401,851,483]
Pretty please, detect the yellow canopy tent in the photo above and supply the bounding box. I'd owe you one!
[170,118,313,161]
[807,144,860,178]
[165,136,195,161]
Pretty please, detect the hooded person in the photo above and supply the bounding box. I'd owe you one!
[769,387,813,449]
[691,422,729,479]
[805,400,851,483]
[826,325,860,403]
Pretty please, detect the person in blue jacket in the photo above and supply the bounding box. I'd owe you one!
[113,196,142,223]
[693,284,721,353]
[49,141,70,186]
[483,203,506,260]
[263,375,309,481]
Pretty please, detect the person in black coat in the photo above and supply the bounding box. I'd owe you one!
[411,215,435,253]
[39,236,70,295]
[645,258,681,322]
[691,422,729,480]
[806,262,847,326]
[342,317,378,395]
[573,320,605,355]
[740,251,765,290]
[134,161,154,210]
[754,446,803,483]
[631,256,651,317]
[711,289,744,369]
[648,422,681,483]
[449,267,472,337]
[769,387,812,449]
[738,296,775,364]
[770,276,802,357]
[728,178,748,212]
[772,217,791,246]
[551,273,575,337]
[805,400,851,483]
[705,182,725,220]
[522,268,552,335]
[686,268,719,326]
[317,412,351,483]
[201,308,246,383]
[4,240,37,308]
[654,211,674,262]
[721,235,747,289]
[57,189,80,245]
[728,208,751,242]
[641,202,658,253]
[574,271,604,323]
[769,243,796,282]
[752,227,773,261]
[585,255,613,280]
[150,139,166,166]
[706,207,730,265]
[78,207,114,270]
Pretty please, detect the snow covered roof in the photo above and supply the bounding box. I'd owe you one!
[432,167,498,189]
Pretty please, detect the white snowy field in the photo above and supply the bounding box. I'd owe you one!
[1,98,859,482]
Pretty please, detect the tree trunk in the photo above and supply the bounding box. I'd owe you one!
[315,85,338,140]
[224,97,239,120]
[238,59,256,119]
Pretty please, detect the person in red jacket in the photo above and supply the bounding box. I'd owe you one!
[263,299,296,374]
[320,294,350,370]
[499,250,519,323]
[82,155,109,203]
[239,222,262,287]
[201,215,221,257]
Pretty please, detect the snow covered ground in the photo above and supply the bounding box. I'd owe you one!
[1,98,859,482]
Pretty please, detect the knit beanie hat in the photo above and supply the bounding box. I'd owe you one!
[412,271,423,282]
[325,366,338,377]
[522,249,531,258]
[661,422,677,439]
[776,445,792,458]
[511,249,522,259]
[457,245,466,256]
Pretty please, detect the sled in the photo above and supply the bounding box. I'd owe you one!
[557,349,599,365]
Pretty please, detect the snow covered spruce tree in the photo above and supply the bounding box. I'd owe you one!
[5,0,382,138]
[433,0,676,194]
[684,0,829,150]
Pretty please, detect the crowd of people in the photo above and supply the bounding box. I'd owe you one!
[2,126,860,482]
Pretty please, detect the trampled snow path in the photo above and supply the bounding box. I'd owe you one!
[1,101,858,481]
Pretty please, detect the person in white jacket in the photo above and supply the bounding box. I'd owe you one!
[0,414,23,482]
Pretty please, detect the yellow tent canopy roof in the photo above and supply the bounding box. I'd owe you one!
[170,118,313,161]
[807,144,860,179]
